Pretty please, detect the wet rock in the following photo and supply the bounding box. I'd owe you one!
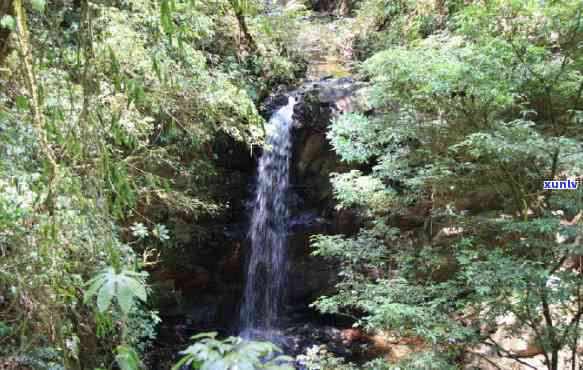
[185,302,219,325]
[261,93,291,119]
[283,324,355,357]
[286,253,338,304]
[306,0,350,14]
[297,132,327,174]
[151,265,211,296]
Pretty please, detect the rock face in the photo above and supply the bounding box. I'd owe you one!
[280,78,365,317]
[149,78,366,365]
[291,77,367,212]
[306,0,352,14]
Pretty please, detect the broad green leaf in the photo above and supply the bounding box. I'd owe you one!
[85,267,147,315]
[125,276,147,303]
[115,345,140,370]
[84,277,104,305]
[30,0,46,11]
[0,15,15,30]
[116,277,134,315]
[96,279,115,313]
[190,332,218,340]
[201,359,227,370]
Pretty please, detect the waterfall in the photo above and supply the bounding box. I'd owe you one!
[240,96,296,338]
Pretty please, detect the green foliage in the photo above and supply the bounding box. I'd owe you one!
[352,0,459,59]
[327,113,390,163]
[131,222,150,239]
[0,15,15,30]
[173,332,294,370]
[297,344,453,370]
[130,222,170,242]
[29,0,46,12]
[315,0,583,369]
[297,345,359,370]
[116,345,142,370]
[84,267,147,315]
[0,0,306,366]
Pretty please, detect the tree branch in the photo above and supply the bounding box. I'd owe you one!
[13,0,59,214]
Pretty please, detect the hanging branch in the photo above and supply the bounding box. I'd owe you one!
[79,0,95,129]
[13,0,59,213]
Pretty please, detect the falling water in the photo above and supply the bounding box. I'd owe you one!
[240,96,296,338]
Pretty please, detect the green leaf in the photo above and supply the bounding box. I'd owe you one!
[174,334,292,370]
[130,222,149,239]
[96,278,115,313]
[30,0,46,12]
[190,332,218,340]
[201,359,227,370]
[160,0,175,34]
[115,345,141,370]
[0,15,15,30]
[83,276,103,305]
[127,276,147,303]
[152,224,170,241]
[117,277,134,315]
[15,96,28,111]
[85,267,147,315]
[171,357,191,370]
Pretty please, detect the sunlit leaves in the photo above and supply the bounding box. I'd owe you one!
[363,35,518,121]
[0,15,15,31]
[160,0,175,35]
[15,96,29,111]
[330,171,395,215]
[152,223,170,241]
[316,1,583,368]
[327,113,391,164]
[173,333,294,370]
[29,0,46,12]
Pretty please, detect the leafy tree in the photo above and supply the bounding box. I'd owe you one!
[0,0,306,366]
[314,0,583,369]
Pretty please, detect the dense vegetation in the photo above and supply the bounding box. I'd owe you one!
[1,0,582,369]
[0,0,305,367]
[313,0,583,369]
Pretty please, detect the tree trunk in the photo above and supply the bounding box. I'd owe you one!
[232,6,258,55]
[550,350,558,370]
